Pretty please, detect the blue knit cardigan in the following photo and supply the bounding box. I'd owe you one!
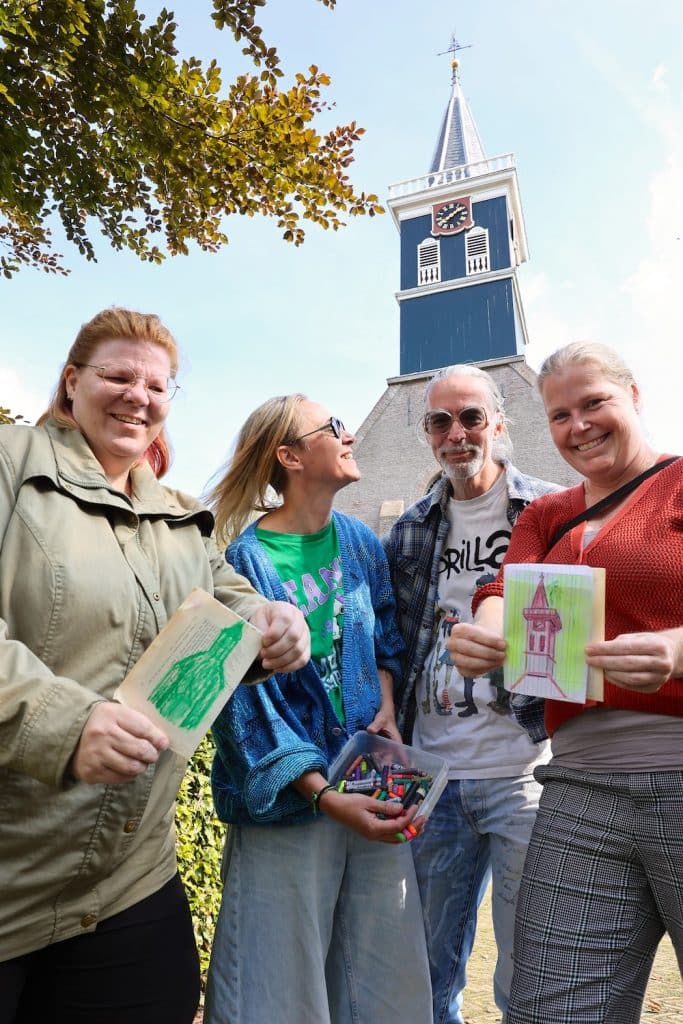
[210,511,405,826]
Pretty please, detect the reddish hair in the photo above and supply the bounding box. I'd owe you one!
[38,307,179,478]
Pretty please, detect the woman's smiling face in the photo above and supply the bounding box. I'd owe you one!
[541,361,644,486]
[64,337,172,484]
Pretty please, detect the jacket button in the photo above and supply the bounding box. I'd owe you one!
[80,914,97,928]
[331,727,342,736]
[153,593,160,601]
[123,819,138,834]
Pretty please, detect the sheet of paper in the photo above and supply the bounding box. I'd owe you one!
[503,564,605,704]
[116,587,263,757]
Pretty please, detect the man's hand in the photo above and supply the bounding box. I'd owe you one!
[250,601,310,673]
[448,622,507,678]
[71,702,169,785]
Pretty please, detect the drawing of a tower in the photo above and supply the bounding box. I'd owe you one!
[513,575,565,698]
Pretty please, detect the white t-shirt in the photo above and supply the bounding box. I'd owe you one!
[413,472,550,779]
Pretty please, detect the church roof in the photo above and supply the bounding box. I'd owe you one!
[429,59,486,173]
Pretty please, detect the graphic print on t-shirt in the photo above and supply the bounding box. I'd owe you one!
[423,605,476,717]
[314,592,344,702]
[414,474,544,776]
[421,510,512,713]
[255,522,345,721]
[281,559,344,701]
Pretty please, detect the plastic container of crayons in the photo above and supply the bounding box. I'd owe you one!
[327,731,448,839]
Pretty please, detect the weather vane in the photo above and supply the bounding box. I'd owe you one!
[437,33,472,84]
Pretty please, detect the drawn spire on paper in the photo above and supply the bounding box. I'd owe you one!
[148,622,245,729]
[511,574,566,698]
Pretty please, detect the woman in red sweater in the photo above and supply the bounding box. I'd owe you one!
[449,341,683,1024]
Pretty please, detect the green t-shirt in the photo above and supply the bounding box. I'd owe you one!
[255,519,345,723]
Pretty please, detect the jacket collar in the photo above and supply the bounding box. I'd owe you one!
[44,421,213,528]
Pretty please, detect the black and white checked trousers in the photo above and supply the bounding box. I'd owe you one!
[507,764,683,1024]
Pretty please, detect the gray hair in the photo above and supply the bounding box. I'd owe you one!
[537,342,637,396]
[423,363,512,460]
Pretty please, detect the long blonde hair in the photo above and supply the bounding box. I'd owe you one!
[38,307,179,478]
[210,394,307,544]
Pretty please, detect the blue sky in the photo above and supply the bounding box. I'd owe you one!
[2,0,682,495]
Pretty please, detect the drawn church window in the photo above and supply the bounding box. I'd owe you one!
[540,635,546,653]
[417,237,441,286]
[465,225,489,276]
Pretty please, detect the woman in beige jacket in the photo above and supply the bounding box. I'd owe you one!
[0,308,309,1024]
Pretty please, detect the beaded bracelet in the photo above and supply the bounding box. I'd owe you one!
[311,783,336,816]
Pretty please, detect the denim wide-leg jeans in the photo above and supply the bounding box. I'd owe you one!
[411,775,542,1024]
[205,816,432,1024]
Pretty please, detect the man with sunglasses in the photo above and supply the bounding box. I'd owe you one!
[383,364,560,1024]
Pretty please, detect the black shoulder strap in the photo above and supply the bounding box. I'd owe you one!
[549,456,679,549]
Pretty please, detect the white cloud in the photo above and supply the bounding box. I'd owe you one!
[0,368,46,424]
[622,152,683,450]
[520,69,683,455]
[522,270,598,369]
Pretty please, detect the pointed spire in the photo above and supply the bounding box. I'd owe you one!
[429,35,486,174]
[529,575,551,610]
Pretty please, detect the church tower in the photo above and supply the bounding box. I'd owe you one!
[334,39,577,533]
[391,38,529,373]
[513,576,564,696]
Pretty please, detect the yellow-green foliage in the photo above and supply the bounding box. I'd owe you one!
[0,407,25,424]
[175,733,226,982]
[0,1,383,278]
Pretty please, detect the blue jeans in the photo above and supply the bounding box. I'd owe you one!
[412,775,542,1024]
[205,817,432,1024]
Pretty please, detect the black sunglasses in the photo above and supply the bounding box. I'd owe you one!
[289,416,346,444]
[423,406,489,435]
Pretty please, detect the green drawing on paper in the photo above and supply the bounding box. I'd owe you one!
[148,622,245,729]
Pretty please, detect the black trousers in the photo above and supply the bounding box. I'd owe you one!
[0,874,200,1024]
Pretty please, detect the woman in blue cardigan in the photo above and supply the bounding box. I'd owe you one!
[204,395,431,1024]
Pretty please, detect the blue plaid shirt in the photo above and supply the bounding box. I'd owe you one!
[382,461,560,745]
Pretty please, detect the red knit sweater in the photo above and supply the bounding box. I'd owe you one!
[472,457,683,736]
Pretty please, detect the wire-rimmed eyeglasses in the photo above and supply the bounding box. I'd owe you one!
[288,416,346,444]
[76,362,180,402]
[423,405,489,435]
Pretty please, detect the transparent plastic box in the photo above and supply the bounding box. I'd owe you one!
[328,730,448,823]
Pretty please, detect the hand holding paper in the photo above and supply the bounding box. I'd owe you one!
[249,600,310,672]
[586,630,681,693]
[71,702,169,785]
[117,589,264,757]
[448,620,507,678]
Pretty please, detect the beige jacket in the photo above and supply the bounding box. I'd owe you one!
[0,421,266,959]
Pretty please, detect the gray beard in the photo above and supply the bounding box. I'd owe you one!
[438,446,485,481]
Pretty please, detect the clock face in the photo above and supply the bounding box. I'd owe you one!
[432,197,473,236]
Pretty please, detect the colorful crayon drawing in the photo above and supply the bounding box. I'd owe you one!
[504,564,599,703]
[148,621,245,729]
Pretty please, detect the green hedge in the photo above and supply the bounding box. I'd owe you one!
[175,733,226,982]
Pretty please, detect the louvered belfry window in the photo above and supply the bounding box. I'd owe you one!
[417,238,441,285]
[465,226,489,276]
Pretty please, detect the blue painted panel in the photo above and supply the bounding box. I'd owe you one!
[472,195,511,272]
[399,278,522,374]
[399,195,511,289]
[400,214,433,290]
